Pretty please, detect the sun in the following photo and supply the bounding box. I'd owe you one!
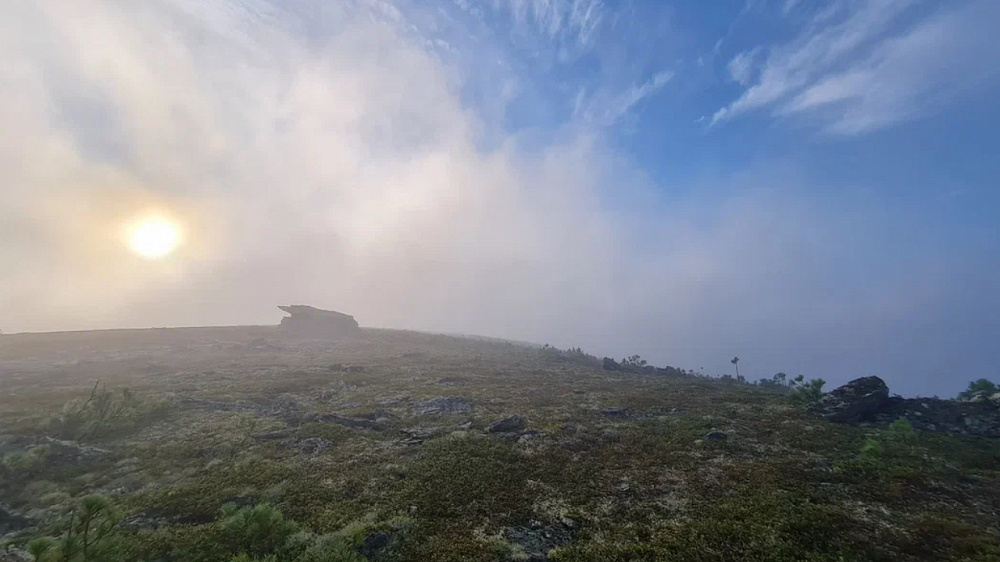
[129,219,180,259]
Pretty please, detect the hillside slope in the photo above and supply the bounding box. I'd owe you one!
[1,327,998,561]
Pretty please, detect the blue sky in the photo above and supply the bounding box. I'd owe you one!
[1,0,998,396]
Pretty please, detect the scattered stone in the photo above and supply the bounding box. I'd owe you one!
[413,396,473,416]
[315,414,383,431]
[507,524,571,562]
[37,438,111,467]
[600,407,628,418]
[808,376,890,423]
[296,437,334,455]
[487,415,526,433]
[704,431,728,441]
[344,365,366,373]
[602,357,620,371]
[399,427,447,445]
[0,549,31,562]
[0,504,31,536]
[600,429,621,442]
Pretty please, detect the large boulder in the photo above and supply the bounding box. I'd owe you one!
[278,305,359,337]
[808,376,890,423]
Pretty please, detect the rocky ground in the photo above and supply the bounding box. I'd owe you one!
[1,327,998,561]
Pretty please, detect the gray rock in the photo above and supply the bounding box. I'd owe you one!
[399,427,447,445]
[808,376,889,423]
[315,413,383,431]
[601,407,628,418]
[507,524,571,561]
[488,415,526,433]
[358,532,391,559]
[296,437,334,455]
[413,396,472,416]
[38,438,110,467]
[704,431,727,441]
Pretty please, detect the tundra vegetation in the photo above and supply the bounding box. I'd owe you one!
[0,327,998,561]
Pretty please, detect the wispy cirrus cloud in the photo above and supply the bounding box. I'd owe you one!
[712,0,1000,134]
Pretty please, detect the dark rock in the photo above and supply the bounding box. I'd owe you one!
[355,532,392,559]
[278,305,359,337]
[602,357,620,371]
[413,396,473,416]
[487,415,526,433]
[808,376,890,423]
[704,431,727,441]
[0,504,31,536]
[601,407,628,418]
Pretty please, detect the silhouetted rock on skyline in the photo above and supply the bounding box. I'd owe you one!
[277,305,359,336]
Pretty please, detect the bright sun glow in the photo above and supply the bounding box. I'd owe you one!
[129,220,180,259]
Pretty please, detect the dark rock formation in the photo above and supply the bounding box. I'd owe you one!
[278,305,359,337]
[811,376,1000,438]
[808,376,890,423]
[704,430,728,441]
[872,397,1000,438]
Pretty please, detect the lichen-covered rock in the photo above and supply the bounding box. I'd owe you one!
[808,376,889,423]
[487,415,526,433]
[413,396,472,416]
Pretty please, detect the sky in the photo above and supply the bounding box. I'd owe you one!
[1,0,998,397]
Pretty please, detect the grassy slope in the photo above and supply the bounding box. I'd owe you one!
[1,327,998,561]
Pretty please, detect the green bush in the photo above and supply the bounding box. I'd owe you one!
[788,375,826,406]
[219,502,300,558]
[28,494,121,562]
[47,382,170,442]
[957,378,997,401]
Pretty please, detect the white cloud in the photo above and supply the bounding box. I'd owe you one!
[500,0,604,46]
[0,0,996,396]
[726,47,762,85]
[782,0,1000,134]
[574,70,674,126]
[713,0,1000,134]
